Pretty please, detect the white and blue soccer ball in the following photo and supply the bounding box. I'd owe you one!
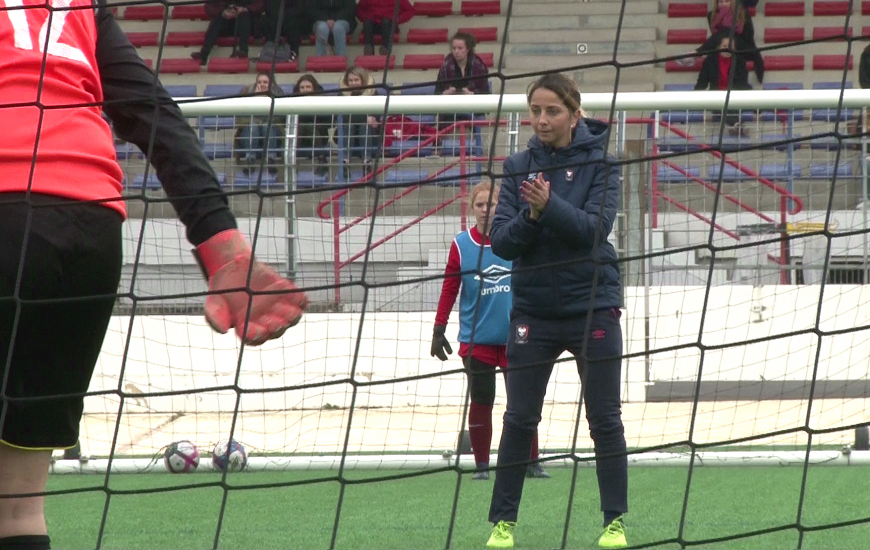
[212,439,247,472]
[163,440,200,473]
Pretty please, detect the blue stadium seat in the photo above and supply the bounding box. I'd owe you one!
[759,109,805,121]
[708,164,753,181]
[388,139,435,157]
[759,163,802,179]
[234,168,280,187]
[810,163,853,177]
[656,138,701,152]
[660,110,705,124]
[763,82,803,90]
[163,84,197,97]
[199,116,237,130]
[657,165,700,182]
[296,169,330,188]
[812,81,853,89]
[407,114,438,124]
[115,142,143,160]
[202,142,234,159]
[440,137,477,156]
[760,134,798,151]
[662,83,695,91]
[402,83,436,95]
[811,108,855,121]
[203,84,245,97]
[383,167,431,185]
[129,172,163,189]
[437,166,483,186]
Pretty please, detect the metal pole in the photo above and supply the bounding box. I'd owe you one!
[285,114,298,280]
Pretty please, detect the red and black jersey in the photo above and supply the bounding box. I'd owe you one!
[0,0,236,244]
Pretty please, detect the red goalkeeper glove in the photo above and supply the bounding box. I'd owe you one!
[195,229,308,345]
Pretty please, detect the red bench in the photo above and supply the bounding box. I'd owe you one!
[461,0,501,15]
[812,27,852,41]
[122,6,165,20]
[158,58,201,74]
[126,32,159,47]
[254,60,300,73]
[764,1,805,15]
[813,1,850,15]
[407,28,449,44]
[170,5,209,20]
[666,29,707,44]
[764,28,804,43]
[414,1,452,16]
[765,55,805,71]
[667,3,707,17]
[304,55,349,72]
[353,55,397,71]
[813,55,853,70]
[458,26,498,42]
[403,54,446,70]
[165,32,205,47]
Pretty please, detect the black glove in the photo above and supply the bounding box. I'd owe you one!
[430,325,453,361]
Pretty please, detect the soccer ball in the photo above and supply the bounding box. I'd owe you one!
[163,440,200,474]
[212,439,247,472]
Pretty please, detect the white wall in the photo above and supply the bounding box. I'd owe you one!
[85,285,870,415]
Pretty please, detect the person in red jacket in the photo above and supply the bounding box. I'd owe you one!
[0,1,306,548]
[355,0,414,55]
[190,0,264,64]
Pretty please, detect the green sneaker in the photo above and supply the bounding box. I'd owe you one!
[486,520,516,549]
[598,517,627,549]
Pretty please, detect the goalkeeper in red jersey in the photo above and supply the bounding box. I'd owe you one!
[0,1,307,548]
[431,181,549,481]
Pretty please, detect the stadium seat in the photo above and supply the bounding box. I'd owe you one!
[163,84,198,97]
[304,55,348,72]
[863,26,870,38]
[810,163,853,177]
[402,82,436,95]
[207,57,251,73]
[657,166,701,182]
[202,143,234,160]
[126,32,159,47]
[437,166,483,186]
[383,167,432,185]
[708,164,752,181]
[667,2,708,17]
[760,134,797,151]
[655,138,702,153]
[165,32,205,47]
[129,172,164,189]
[407,28,449,44]
[765,55,804,71]
[388,139,436,157]
[759,163,802,180]
[813,81,853,89]
[811,108,855,121]
[255,60,300,73]
[171,4,209,19]
[403,54,445,70]
[813,1,850,15]
[122,6,165,20]
[665,58,703,72]
[864,1,870,14]
[764,1,805,15]
[296,170,330,188]
[353,55,396,71]
[115,142,143,160]
[204,84,245,96]
[762,82,803,90]
[357,32,400,45]
[478,52,494,67]
[461,0,501,15]
[813,55,852,70]
[217,35,257,47]
[812,27,852,41]
[662,83,695,91]
[666,29,707,44]
[440,137,478,156]
[414,1,453,16]
[458,27,498,42]
[764,28,804,43]
[233,168,280,187]
[199,116,236,130]
[158,58,202,74]
[660,111,705,124]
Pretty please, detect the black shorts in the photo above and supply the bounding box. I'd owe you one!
[0,193,122,450]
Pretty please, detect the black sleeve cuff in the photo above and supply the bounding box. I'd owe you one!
[187,210,239,246]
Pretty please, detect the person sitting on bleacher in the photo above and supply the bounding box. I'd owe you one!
[694,33,751,136]
[339,66,382,172]
[294,74,333,177]
[698,0,763,83]
[355,0,415,55]
[259,0,307,63]
[234,73,284,174]
[435,32,490,96]
[191,0,263,65]
[310,0,358,57]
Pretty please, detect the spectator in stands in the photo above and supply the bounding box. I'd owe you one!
[860,43,870,89]
[694,33,751,135]
[701,0,763,83]
[191,0,263,64]
[310,0,357,57]
[339,66,382,171]
[259,0,307,63]
[355,0,415,55]
[435,32,490,96]
[431,180,550,482]
[235,73,284,173]
[294,74,332,177]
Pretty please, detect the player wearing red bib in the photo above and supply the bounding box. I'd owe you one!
[0,1,307,548]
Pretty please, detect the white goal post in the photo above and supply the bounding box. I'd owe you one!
[67,89,870,474]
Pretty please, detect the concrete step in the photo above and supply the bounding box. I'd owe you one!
[509,28,656,43]
[510,41,655,57]
[507,14,652,31]
[504,53,653,70]
[510,0,658,16]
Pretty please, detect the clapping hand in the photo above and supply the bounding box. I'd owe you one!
[520,172,550,220]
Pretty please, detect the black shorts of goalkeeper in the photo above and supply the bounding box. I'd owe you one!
[0,193,122,450]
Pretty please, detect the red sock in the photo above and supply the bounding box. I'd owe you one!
[529,431,539,461]
[468,402,493,466]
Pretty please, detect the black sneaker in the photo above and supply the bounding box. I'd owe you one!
[526,463,551,479]
[473,463,490,480]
